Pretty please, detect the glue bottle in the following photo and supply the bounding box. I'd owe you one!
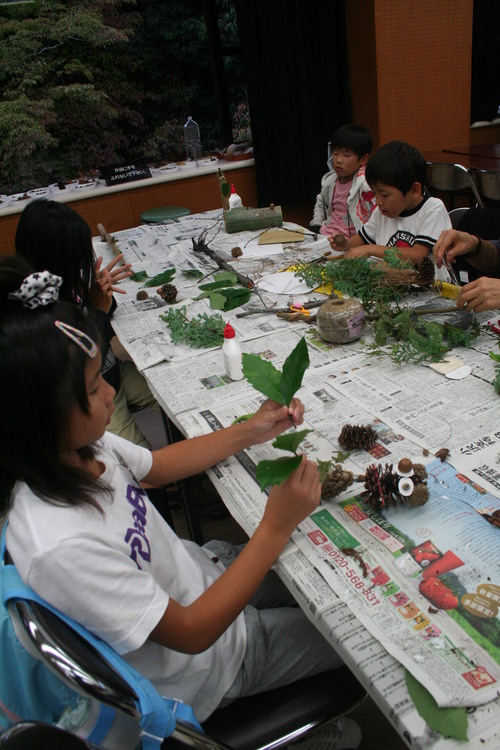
[222,322,243,380]
[228,184,243,209]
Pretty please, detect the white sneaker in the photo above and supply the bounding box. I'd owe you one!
[290,718,362,750]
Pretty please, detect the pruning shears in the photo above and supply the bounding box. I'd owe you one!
[488,319,500,335]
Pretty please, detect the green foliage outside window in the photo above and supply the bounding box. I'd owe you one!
[0,0,250,193]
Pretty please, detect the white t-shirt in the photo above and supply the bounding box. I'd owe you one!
[6,432,246,721]
[359,196,451,250]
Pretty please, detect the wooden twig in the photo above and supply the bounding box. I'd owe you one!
[97,223,121,258]
[192,237,255,289]
[364,305,458,321]
[236,299,326,318]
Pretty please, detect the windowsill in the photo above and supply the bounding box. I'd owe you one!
[0,158,255,218]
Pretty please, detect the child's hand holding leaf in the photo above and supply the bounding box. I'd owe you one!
[262,456,322,538]
[245,400,306,447]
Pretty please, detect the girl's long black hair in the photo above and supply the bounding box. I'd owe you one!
[0,256,109,514]
[15,198,95,308]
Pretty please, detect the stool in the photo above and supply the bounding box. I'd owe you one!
[140,206,191,224]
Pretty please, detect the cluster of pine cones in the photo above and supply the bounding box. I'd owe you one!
[157,283,178,303]
[361,462,429,511]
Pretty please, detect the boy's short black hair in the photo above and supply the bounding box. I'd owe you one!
[365,140,427,194]
[330,124,373,158]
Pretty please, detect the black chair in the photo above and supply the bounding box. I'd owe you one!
[471,168,500,206]
[426,162,483,209]
[0,721,100,749]
[7,596,366,750]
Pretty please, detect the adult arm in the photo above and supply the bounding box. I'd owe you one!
[433,230,500,275]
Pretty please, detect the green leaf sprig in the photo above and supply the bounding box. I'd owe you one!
[370,308,479,364]
[160,306,225,348]
[240,337,312,489]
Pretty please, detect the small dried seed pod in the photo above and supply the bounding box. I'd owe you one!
[435,448,450,462]
[136,290,149,300]
[231,246,243,258]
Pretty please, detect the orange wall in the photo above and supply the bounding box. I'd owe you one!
[346,0,473,151]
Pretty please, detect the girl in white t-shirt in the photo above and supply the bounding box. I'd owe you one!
[0,257,346,726]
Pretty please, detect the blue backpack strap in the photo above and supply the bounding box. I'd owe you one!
[1,524,203,748]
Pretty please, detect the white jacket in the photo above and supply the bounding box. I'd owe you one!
[310,167,375,232]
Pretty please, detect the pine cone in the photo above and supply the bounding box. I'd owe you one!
[338,424,377,450]
[414,256,435,287]
[157,283,178,303]
[361,463,403,511]
[321,464,354,500]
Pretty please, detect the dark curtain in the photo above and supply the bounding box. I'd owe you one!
[471,0,500,123]
[233,0,350,206]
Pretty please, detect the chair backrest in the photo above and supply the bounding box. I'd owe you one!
[448,207,469,228]
[1,527,202,750]
[426,162,483,207]
[0,721,99,749]
[472,169,500,203]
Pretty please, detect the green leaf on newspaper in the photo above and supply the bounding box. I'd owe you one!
[182,269,204,279]
[405,671,468,741]
[255,455,302,491]
[144,268,176,287]
[131,270,148,282]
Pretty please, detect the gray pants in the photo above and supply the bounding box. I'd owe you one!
[203,541,343,708]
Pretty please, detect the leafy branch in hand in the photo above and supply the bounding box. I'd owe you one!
[255,429,313,491]
[241,337,312,489]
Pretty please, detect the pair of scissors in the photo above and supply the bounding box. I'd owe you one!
[442,251,462,297]
[488,319,500,335]
[289,303,311,316]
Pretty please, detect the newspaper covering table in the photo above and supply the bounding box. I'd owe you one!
[94,210,500,749]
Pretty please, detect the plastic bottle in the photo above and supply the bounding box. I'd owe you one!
[222,322,243,380]
[228,184,243,209]
[184,116,201,161]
